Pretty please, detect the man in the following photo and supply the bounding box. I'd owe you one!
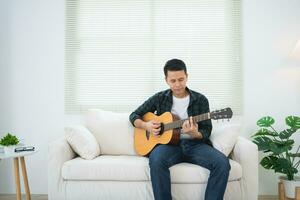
[129,59,230,200]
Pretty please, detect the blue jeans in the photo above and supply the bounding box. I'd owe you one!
[149,139,230,200]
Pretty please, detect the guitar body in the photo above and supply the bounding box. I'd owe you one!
[133,107,233,156]
[134,112,180,156]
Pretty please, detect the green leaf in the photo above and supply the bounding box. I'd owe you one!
[0,133,19,146]
[260,156,293,175]
[288,153,300,157]
[291,167,298,174]
[286,116,300,130]
[252,136,273,151]
[270,140,294,154]
[279,128,297,139]
[257,116,275,127]
[260,156,278,169]
[252,128,278,137]
[273,158,291,174]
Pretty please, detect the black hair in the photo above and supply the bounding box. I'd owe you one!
[163,59,187,77]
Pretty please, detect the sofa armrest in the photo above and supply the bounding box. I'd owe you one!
[231,136,258,200]
[48,137,76,200]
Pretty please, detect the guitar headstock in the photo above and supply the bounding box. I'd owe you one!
[210,107,233,120]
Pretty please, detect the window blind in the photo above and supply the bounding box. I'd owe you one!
[65,0,242,114]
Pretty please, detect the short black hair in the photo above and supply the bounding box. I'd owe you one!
[164,59,187,77]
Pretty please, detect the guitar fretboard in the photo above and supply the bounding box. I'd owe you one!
[163,112,210,131]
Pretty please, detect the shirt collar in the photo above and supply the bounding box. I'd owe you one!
[165,87,196,105]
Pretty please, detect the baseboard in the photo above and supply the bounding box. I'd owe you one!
[0,194,277,200]
[258,195,278,200]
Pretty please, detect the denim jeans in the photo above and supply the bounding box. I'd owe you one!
[148,139,231,200]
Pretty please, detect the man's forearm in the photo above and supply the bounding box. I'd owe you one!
[134,119,147,130]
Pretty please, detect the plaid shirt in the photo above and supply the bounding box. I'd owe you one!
[129,87,212,143]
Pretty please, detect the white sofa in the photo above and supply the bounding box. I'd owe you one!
[48,110,258,200]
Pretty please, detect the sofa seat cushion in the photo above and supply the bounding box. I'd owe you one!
[62,155,242,183]
[170,160,242,183]
[62,155,150,181]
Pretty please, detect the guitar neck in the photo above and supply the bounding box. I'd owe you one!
[164,112,211,131]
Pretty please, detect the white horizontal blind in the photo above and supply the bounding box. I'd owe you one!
[65,0,242,114]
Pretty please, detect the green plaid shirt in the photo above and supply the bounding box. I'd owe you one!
[129,87,212,143]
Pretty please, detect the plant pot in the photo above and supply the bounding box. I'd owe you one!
[280,176,300,198]
[3,145,16,154]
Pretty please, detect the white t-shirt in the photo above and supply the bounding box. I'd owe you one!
[171,95,192,139]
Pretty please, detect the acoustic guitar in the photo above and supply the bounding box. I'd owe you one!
[134,107,233,156]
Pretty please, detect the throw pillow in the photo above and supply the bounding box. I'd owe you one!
[86,109,136,155]
[65,125,101,160]
[210,124,240,156]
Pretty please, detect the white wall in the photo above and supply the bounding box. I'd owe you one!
[243,0,300,195]
[0,0,65,194]
[0,0,300,196]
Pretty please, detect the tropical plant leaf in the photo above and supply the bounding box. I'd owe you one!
[257,116,275,127]
[273,158,291,174]
[263,149,272,154]
[252,136,273,151]
[259,139,294,155]
[286,116,300,130]
[288,153,300,157]
[271,140,294,154]
[292,167,298,174]
[254,115,300,180]
[260,156,293,175]
[252,128,278,137]
[260,156,278,169]
[279,128,297,139]
[274,139,294,146]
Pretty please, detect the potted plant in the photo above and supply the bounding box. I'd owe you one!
[0,133,20,154]
[252,116,300,198]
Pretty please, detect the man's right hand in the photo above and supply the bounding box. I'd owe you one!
[144,120,161,135]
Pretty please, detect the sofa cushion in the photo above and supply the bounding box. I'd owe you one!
[170,160,242,183]
[86,109,241,157]
[86,110,136,155]
[210,124,241,156]
[65,125,101,160]
[62,155,149,181]
[62,155,242,183]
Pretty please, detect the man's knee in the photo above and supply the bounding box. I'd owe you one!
[149,155,168,170]
[215,155,231,173]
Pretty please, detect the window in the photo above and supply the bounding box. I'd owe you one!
[66,0,242,114]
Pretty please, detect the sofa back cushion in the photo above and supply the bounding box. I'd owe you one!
[86,109,136,155]
[85,109,240,156]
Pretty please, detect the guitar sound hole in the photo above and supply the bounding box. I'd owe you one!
[146,131,150,140]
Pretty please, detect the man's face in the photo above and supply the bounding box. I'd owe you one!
[165,70,188,97]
